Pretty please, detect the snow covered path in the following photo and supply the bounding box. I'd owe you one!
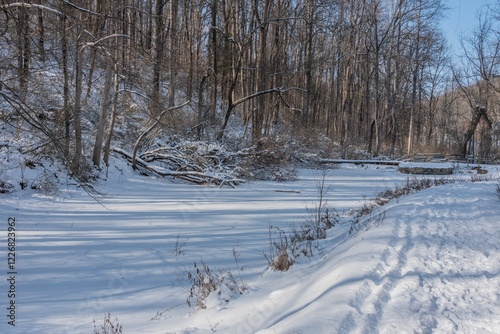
[335,183,500,334]
[1,164,499,333]
[247,181,500,334]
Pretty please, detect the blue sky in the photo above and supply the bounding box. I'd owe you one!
[442,0,496,56]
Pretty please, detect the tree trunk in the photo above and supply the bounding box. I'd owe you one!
[209,0,218,126]
[302,0,315,127]
[461,107,489,157]
[168,0,178,108]
[253,0,272,142]
[104,61,120,169]
[36,0,46,62]
[60,12,71,159]
[16,5,30,97]
[92,60,113,167]
[373,13,382,157]
[150,0,164,118]
[71,43,84,174]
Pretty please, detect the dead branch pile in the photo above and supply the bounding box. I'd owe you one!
[112,146,245,188]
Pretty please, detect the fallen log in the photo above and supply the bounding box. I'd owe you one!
[320,159,401,166]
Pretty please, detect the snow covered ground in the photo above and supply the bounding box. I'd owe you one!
[1,161,499,333]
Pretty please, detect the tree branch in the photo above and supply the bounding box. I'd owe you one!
[58,0,102,16]
[132,101,190,169]
[0,3,62,15]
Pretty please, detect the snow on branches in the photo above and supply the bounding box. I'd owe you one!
[112,144,245,188]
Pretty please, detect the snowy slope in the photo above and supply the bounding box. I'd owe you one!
[1,163,499,333]
[252,181,500,334]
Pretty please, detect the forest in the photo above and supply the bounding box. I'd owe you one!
[1,0,500,182]
[1,3,500,332]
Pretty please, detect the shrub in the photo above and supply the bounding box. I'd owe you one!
[375,176,453,206]
[186,260,247,309]
[186,261,217,309]
[273,248,294,272]
[264,210,339,272]
[264,170,341,271]
[469,173,494,182]
[293,208,338,243]
[31,171,59,196]
[264,226,295,271]
[93,313,122,334]
[236,136,297,181]
[0,179,13,194]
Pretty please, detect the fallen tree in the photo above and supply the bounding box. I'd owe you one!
[112,147,245,188]
[132,101,190,170]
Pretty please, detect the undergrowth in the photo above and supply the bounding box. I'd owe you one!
[264,170,340,271]
[186,259,248,309]
[93,313,122,334]
[265,172,500,272]
[375,176,454,206]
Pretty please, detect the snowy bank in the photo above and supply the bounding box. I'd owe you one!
[0,164,499,333]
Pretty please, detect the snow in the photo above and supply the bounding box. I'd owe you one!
[399,161,454,169]
[1,161,499,333]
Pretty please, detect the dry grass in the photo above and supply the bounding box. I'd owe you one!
[272,249,293,272]
[93,313,122,334]
[186,261,218,309]
[186,260,247,309]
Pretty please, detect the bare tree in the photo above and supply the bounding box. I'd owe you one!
[150,0,165,119]
[454,3,500,157]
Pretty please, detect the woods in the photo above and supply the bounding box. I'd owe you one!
[1,0,499,178]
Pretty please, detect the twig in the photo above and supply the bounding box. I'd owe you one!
[150,303,184,321]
